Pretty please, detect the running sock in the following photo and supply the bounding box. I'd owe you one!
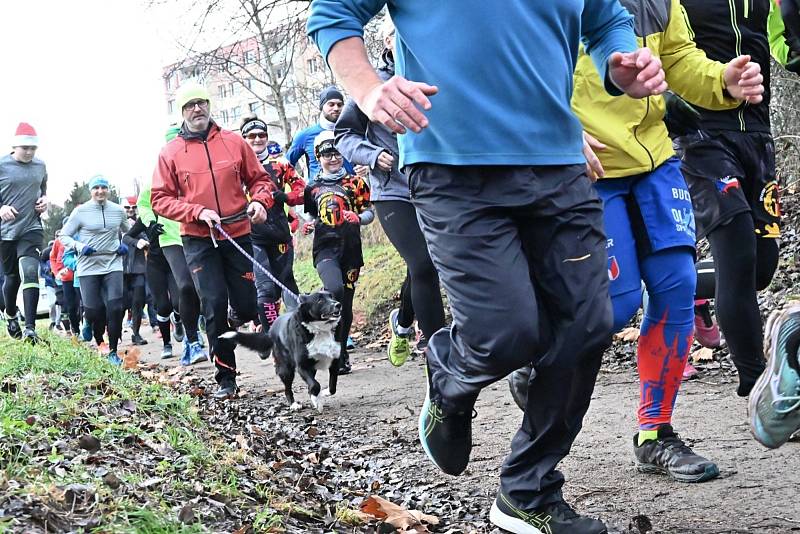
[22,287,38,328]
[637,429,659,446]
[157,316,171,343]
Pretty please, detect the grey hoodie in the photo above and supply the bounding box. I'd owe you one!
[334,52,407,203]
[60,200,129,277]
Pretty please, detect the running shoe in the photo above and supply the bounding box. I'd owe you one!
[107,350,122,366]
[418,360,473,476]
[338,350,352,375]
[415,334,428,354]
[387,308,413,367]
[180,343,192,366]
[81,321,92,342]
[161,343,173,359]
[213,378,238,400]
[490,493,607,534]
[131,333,148,346]
[346,336,355,350]
[694,299,722,349]
[171,312,185,343]
[21,327,41,345]
[633,425,719,483]
[749,304,800,449]
[189,342,209,365]
[5,312,22,339]
[682,361,699,381]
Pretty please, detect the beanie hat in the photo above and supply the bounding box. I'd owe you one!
[241,117,268,137]
[313,130,337,155]
[267,141,283,156]
[165,124,181,142]
[12,122,38,147]
[319,86,344,110]
[175,81,211,112]
[88,175,110,189]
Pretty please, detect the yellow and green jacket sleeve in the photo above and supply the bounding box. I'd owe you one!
[571,0,739,179]
[769,0,790,65]
[137,183,183,248]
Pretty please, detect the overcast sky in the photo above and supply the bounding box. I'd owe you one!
[0,1,180,205]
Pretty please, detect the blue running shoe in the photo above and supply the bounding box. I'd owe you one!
[81,321,92,342]
[108,350,122,366]
[189,342,209,365]
[346,336,355,350]
[749,304,800,449]
[180,343,192,366]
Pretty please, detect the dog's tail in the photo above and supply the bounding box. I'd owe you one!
[218,330,273,360]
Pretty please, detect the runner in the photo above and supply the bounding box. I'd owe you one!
[510,0,764,483]
[0,122,48,342]
[121,196,149,346]
[303,131,373,375]
[239,116,304,329]
[286,86,354,182]
[40,240,60,331]
[335,16,444,366]
[309,2,668,532]
[60,175,129,364]
[51,225,81,338]
[152,81,275,399]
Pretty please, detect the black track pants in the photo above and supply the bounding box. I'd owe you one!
[163,245,200,343]
[409,163,613,510]
[79,272,124,352]
[316,258,355,356]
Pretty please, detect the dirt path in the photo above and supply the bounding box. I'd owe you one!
[128,325,800,534]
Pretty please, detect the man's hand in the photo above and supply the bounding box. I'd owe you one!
[723,55,764,103]
[34,196,48,214]
[0,205,18,222]
[302,221,315,235]
[136,239,149,250]
[376,151,395,172]
[609,48,667,98]
[247,202,267,224]
[342,210,360,224]
[582,132,606,182]
[145,221,164,242]
[198,209,221,228]
[354,164,369,178]
[360,76,439,134]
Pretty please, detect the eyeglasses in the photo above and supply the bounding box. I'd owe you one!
[124,206,136,210]
[319,152,342,161]
[246,132,267,140]
[182,100,209,112]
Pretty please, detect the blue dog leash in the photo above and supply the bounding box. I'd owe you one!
[214,223,301,305]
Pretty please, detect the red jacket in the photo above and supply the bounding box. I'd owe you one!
[151,123,275,239]
[50,238,73,283]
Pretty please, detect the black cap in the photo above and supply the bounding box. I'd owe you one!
[319,86,344,109]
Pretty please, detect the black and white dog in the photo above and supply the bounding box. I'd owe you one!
[219,291,342,412]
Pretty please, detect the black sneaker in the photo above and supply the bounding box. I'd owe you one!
[489,493,607,534]
[508,364,533,412]
[633,425,719,483]
[131,333,148,346]
[213,379,239,400]
[338,350,352,375]
[418,361,473,476]
[22,327,41,345]
[6,313,22,339]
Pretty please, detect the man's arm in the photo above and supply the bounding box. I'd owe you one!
[281,164,306,206]
[285,130,307,167]
[59,212,82,250]
[335,98,387,169]
[137,184,157,226]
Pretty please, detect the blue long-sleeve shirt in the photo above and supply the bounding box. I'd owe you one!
[308,0,637,168]
[287,123,356,182]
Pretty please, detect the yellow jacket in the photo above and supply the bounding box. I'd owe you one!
[571,0,740,178]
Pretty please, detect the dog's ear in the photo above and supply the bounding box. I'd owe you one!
[298,293,311,305]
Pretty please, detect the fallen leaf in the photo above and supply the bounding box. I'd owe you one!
[121,348,141,369]
[102,473,121,489]
[360,495,438,532]
[691,347,714,362]
[235,434,250,451]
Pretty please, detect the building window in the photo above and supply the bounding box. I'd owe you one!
[218,85,228,98]
[244,49,256,64]
[220,109,229,125]
[229,82,235,96]
[167,100,175,114]
[307,58,319,74]
[231,106,241,124]
[249,102,260,114]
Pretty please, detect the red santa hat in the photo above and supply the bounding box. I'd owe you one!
[12,122,38,147]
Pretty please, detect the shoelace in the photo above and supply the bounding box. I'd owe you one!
[772,377,800,413]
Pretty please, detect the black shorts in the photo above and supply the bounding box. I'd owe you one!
[0,229,43,275]
[677,130,779,240]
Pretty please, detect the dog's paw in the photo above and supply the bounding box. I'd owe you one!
[289,402,303,411]
[320,388,331,397]
[309,394,324,413]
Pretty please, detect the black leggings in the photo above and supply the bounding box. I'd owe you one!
[374,200,445,339]
[147,251,179,344]
[80,272,124,352]
[705,212,779,396]
[124,274,147,337]
[62,280,81,334]
[163,245,200,343]
[317,258,355,356]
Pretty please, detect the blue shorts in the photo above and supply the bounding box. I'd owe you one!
[595,157,696,297]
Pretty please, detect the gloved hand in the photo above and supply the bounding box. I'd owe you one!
[136,239,149,250]
[272,191,288,204]
[302,221,315,235]
[663,91,701,138]
[145,221,164,242]
[116,243,129,256]
[81,245,96,256]
[342,210,360,224]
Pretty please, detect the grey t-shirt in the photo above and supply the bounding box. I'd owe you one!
[0,154,47,240]
[60,200,129,276]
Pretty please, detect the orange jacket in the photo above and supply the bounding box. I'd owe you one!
[50,238,74,283]
[151,123,276,239]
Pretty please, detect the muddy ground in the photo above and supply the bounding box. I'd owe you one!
[127,316,800,534]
